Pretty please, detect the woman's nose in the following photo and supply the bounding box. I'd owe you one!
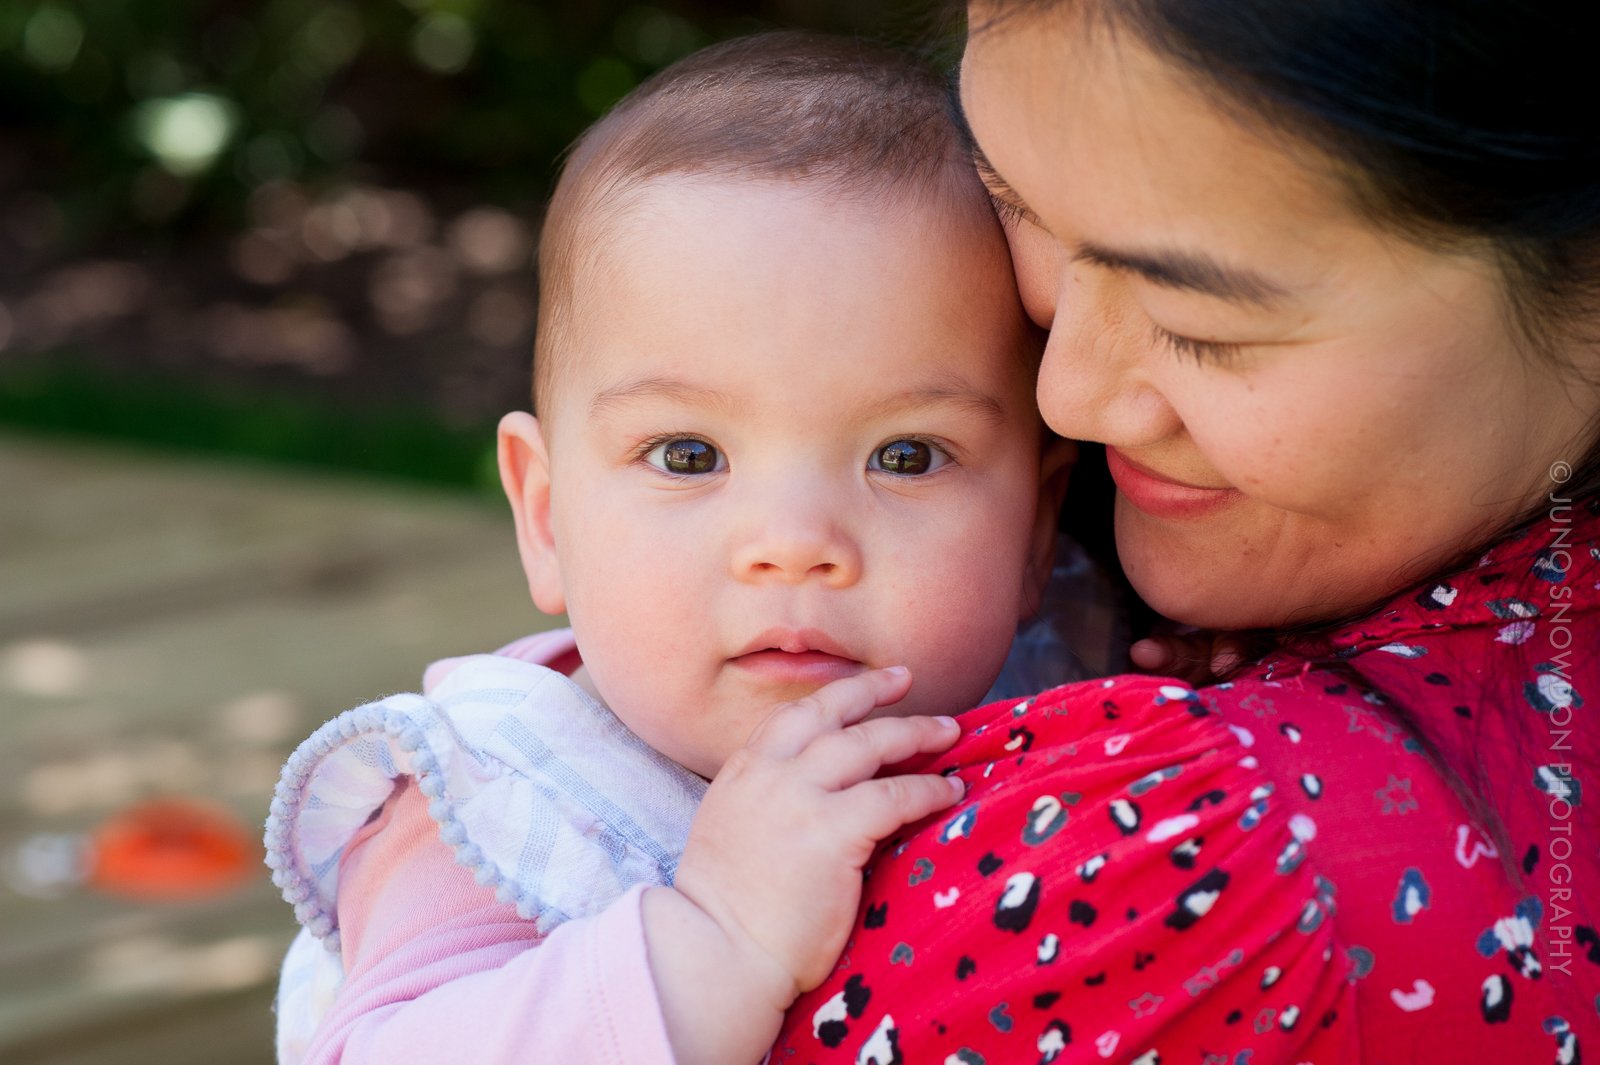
[1031,270,1183,448]
[730,495,863,588]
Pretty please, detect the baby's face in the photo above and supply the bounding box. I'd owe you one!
[525,175,1060,778]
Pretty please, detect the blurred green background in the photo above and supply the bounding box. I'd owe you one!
[0,4,960,1063]
[0,0,953,488]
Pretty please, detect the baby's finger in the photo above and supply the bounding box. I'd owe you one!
[834,772,966,844]
[744,667,913,758]
[1131,634,1218,681]
[1211,640,1246,677]
[800,713,961,791]
[1130,635,1185,672]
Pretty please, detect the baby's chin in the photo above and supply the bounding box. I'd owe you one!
[644,733,724,782]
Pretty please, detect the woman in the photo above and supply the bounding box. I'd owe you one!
[773,1,1598,1061]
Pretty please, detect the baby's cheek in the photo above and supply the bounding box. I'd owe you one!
[895,583,1021,717]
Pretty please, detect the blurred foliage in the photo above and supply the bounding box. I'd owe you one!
[0,1,960,488]
[0,355,502,489]
[0,0,954,248]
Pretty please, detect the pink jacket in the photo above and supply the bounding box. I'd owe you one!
[297,629,680,1064]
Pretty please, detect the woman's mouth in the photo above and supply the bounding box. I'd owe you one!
[1105,446,1242,520]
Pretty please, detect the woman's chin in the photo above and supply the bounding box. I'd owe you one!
[1129,569,1281,632]
[1115,514,1349,633]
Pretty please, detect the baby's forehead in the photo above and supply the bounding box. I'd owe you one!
[573,170,1013,322]
[600,166,995,247]
[542,170,1035,419]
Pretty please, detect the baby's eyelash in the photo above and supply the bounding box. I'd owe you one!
[1152,325,1243,366]
[631,433,676,462]
[631,432,723,474]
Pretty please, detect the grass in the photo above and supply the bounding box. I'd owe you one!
[0,356,501,492]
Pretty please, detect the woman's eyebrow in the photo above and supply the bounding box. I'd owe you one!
[966,132,1289,309]
[1075,243,1289,307]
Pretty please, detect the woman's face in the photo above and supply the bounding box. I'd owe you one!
[961,5,1599,630]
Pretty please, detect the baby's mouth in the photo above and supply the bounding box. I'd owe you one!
[730,630,865,684]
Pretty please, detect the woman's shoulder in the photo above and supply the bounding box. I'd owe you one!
[1206,652,1594,1049]
[778,675,1357,1063]
[779,671,1594,1062]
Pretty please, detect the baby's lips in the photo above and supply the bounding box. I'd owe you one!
[733,626,857,660]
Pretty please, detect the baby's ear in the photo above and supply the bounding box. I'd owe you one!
[498,411,566,615]
[1021,435,1076,620]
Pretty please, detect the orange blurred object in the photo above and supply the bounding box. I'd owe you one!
[87,798,256,900]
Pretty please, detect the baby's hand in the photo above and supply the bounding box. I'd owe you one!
[680,666,963,992]
[644,668,963,1064]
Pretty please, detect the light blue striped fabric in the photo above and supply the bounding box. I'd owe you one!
[263,653,708,1064]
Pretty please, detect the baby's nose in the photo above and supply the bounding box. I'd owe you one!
[730,506,862,588]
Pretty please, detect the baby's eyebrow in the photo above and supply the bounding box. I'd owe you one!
[872,382,1008,427]
[590,374,1008,426]
[588,374,738,418]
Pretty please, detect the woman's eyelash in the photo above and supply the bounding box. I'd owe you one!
[987,193,1039,228]
[1152,325,1243,365]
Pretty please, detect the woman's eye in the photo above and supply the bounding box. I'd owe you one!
[1153,325,1243,366]
[645,437,723,475]
[988,193,1043,231]
[870,439,948,476]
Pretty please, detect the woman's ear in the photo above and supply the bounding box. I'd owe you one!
[498,411,566,615]
[1021,435,1077,620]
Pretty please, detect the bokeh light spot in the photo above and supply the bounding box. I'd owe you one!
[615,6,702,66]
[1,637,89,697]
[447,207,531,276]
[411,12,474,74]
[23,4,83,71]
[305,5,364,71]
[134,92,240,176]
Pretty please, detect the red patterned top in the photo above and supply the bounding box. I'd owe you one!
[776,498,1600,1064]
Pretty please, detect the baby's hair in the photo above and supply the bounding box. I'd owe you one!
[532,30,979,415]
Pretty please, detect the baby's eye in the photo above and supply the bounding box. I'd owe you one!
[870,439,949,476]
[646,437,724,475]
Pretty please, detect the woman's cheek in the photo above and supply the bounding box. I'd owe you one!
[1174,387,1353,514]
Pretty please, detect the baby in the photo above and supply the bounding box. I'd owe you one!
[266,30,1071,1065]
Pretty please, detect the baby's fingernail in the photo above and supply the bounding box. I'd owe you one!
[1129,640,1164,666]
[883,666,910,679]
[948,775,966,795]
[935,715,959,731]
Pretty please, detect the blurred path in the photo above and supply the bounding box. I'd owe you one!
[0,433,549,1064]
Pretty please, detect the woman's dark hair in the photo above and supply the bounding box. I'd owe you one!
[980,1,1600,907]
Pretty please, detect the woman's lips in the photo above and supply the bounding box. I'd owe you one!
[1105,446,1242,520]
[730,649,865,684]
